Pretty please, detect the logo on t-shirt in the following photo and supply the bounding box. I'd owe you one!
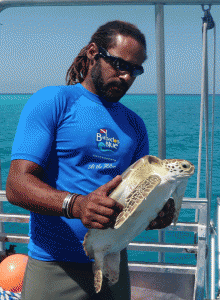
[96,128,120,153]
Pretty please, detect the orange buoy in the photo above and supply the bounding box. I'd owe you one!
[0,254,28,292]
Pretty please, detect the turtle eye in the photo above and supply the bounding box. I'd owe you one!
[182,163,189,169]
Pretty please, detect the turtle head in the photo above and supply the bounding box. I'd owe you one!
[164,159,195,178]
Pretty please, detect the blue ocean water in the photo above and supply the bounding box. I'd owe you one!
[0,93,219,266]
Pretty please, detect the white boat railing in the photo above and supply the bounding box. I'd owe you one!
[129,198,208,300]
[0,190,209,299]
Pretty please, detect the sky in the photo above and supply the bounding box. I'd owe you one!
[0,4,219,94]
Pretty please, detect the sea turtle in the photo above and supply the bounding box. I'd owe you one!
[83,155,195,293]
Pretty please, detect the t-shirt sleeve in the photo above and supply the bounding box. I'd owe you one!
[11,87,62,168]
[130,116,149,164]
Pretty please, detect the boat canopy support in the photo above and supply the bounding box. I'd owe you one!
[155,4,166,160]
[1,0,220,13]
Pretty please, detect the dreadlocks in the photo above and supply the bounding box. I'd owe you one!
[66,20,147,85]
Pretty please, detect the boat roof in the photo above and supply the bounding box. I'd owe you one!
[0,0,220,12]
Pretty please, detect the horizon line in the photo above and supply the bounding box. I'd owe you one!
[1,92,219,96]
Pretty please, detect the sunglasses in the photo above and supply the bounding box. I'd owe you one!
[95,47,144,77]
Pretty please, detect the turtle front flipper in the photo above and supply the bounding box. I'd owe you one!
[103,252,120,286]
[93,252,104,293]
[114,175,161,229]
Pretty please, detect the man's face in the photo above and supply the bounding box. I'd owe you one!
[91,35,145,103]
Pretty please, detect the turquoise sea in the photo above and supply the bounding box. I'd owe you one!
[0,93,220,269]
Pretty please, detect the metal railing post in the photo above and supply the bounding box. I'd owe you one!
[155,3,166,160]
[155,3,166,263]
[217,198,220,296]
[210,220,216,300]
[0,160,5,253]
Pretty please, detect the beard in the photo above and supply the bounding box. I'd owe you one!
[91,60,129,103]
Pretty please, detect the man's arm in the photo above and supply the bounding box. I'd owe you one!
[6,159,123,229]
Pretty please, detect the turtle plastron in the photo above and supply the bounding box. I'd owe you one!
[172,179,189,224]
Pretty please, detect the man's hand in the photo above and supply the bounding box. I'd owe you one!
[146,198,175,230]
[73,176,124,229]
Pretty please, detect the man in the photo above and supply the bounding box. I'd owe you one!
[6,21,174,300]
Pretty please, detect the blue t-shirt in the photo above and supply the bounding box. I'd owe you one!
[11,83,149,262]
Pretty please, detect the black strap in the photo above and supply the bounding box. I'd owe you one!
[202,5,215,30]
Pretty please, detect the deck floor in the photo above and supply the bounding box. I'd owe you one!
[131,286,184,300]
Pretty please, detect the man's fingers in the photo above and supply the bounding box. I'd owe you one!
[108,198,124,213]
[96,198,123,222]
[81,207,120,229]
[146,198,175,230]
[89,202,117,217]
[77,176,125,229]
[164,198,175,213]
[85,221,106,230]
[97,175,122,195]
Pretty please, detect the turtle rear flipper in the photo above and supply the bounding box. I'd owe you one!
[103,252,120,285]
[93,252,104,293]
